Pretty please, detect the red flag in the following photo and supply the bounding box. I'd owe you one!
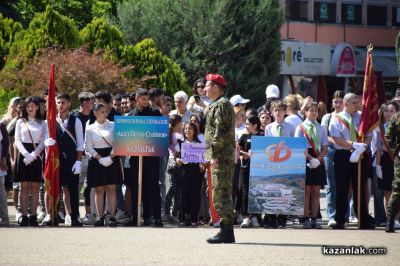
[44,64,60,225]
[359,47,379,141]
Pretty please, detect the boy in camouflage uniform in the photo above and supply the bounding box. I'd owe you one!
[384,112,400,232]
[204,74,236,244]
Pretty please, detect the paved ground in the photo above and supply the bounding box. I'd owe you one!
[0,191,399,265]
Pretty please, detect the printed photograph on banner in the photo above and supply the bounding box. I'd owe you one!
[113,116,169,157]
[248,136,306,215]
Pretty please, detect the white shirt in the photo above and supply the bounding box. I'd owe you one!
[169,109,193,124]
[235,124,246,142]
[285,113,303,129]
[84,120,114,158]
[15,117,46,156]
[56,113,84,152]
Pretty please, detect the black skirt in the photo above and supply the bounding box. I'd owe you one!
[378,151,394,191]
[87,147,123,187]
[305,148,327,187]
[15,143,43,183]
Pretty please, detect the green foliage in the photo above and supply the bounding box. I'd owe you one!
[11,0,121,29]
[0,87,18,115]
[121,39,189,96]
[117,0,283,106]
[80,16,124,54]
[0,13,23,69]
[7,6,80,64]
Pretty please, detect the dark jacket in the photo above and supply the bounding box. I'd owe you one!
[0,122,10,159]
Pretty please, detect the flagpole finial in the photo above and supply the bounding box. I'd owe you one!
[367,44,373,52]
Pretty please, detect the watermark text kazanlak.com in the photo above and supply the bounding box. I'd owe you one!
[322,246,387,255]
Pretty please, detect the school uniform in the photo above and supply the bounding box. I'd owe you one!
[128,106,162,223]
[14,118,45,182]
[56,113,84,222]
[372,123,394,191]
[328,111,375,228]
[176,139,203,224]
[85,120,122,187]
[264,120,294,228]
[295,118,328,186]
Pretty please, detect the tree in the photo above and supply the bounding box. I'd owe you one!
[80,16,124,55]
[121,38,189,96]
[7,6,80,66]
[0,46,148,107]
[117,0,283,106]
[0,13,23,69]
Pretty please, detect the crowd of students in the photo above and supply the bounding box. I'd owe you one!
[0,80,398,231]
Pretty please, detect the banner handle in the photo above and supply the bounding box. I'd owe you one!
[137,156,143,226]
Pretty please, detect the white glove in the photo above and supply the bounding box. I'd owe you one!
[29,152,37,159]
[376,165,383,179]
[349,150,361,163]
[307,158,320,169]
[44,138,56,147]
[99,156,113,167]
[23,155,35,165]
[352,142,367,153]
[310,158,321,168]
[72,161,81,175]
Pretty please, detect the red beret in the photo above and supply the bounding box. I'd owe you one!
[206,73,227,88]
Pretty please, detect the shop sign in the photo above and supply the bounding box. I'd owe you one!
[280,41,331,76]
[331,43,356,77]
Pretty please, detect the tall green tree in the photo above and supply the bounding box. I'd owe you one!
[0,13,23,69]
[121,38,189,95]
[7,6,80,66]
[11,0,121,29]
[117,0,283,105]
[80,16,124,54]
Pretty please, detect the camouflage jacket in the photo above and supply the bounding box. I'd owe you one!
[385,112,400,160]
[204,95,235,161]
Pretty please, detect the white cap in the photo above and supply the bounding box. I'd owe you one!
[265,84,280,98]
[230,94,250,105]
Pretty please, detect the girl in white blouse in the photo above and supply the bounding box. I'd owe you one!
[85,103,122,227]
[14,97,46,226]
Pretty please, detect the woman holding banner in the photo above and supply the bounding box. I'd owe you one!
[85,103,122,227]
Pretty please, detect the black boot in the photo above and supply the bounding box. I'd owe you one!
[385,214,395,233]
[206,223,235,244]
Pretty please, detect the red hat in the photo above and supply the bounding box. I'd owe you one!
[206,73,227,88]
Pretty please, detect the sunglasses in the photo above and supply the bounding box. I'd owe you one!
[197,85,205,88]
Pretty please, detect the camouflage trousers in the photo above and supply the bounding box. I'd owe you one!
[211,158,234,225]
[386,185,400,220]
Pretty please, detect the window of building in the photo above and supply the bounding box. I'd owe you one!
[367,5,387,26]
[342,4,362,24]
[314,1,336,23]
[285,0,308,21]
[393,6,400,26]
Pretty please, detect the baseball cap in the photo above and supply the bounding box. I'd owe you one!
[230,94,250,105]
[265,84,280,99]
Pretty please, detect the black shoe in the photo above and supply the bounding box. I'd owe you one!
[71,219,83,227]
[29,215,38,227]
[206,223,235,244]
[385,219,395,233]
[124,220,137,227]
[332,223,345,229]
[360,222,376,230]
[108,217,117,227]
[154,219,163,227]
[57,214,65,224]
[19,215,29,227]
[143,218,152,226]
[94,218,104,227]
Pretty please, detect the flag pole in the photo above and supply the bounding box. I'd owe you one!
[137,156,143,226]
[358,44,374,229]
